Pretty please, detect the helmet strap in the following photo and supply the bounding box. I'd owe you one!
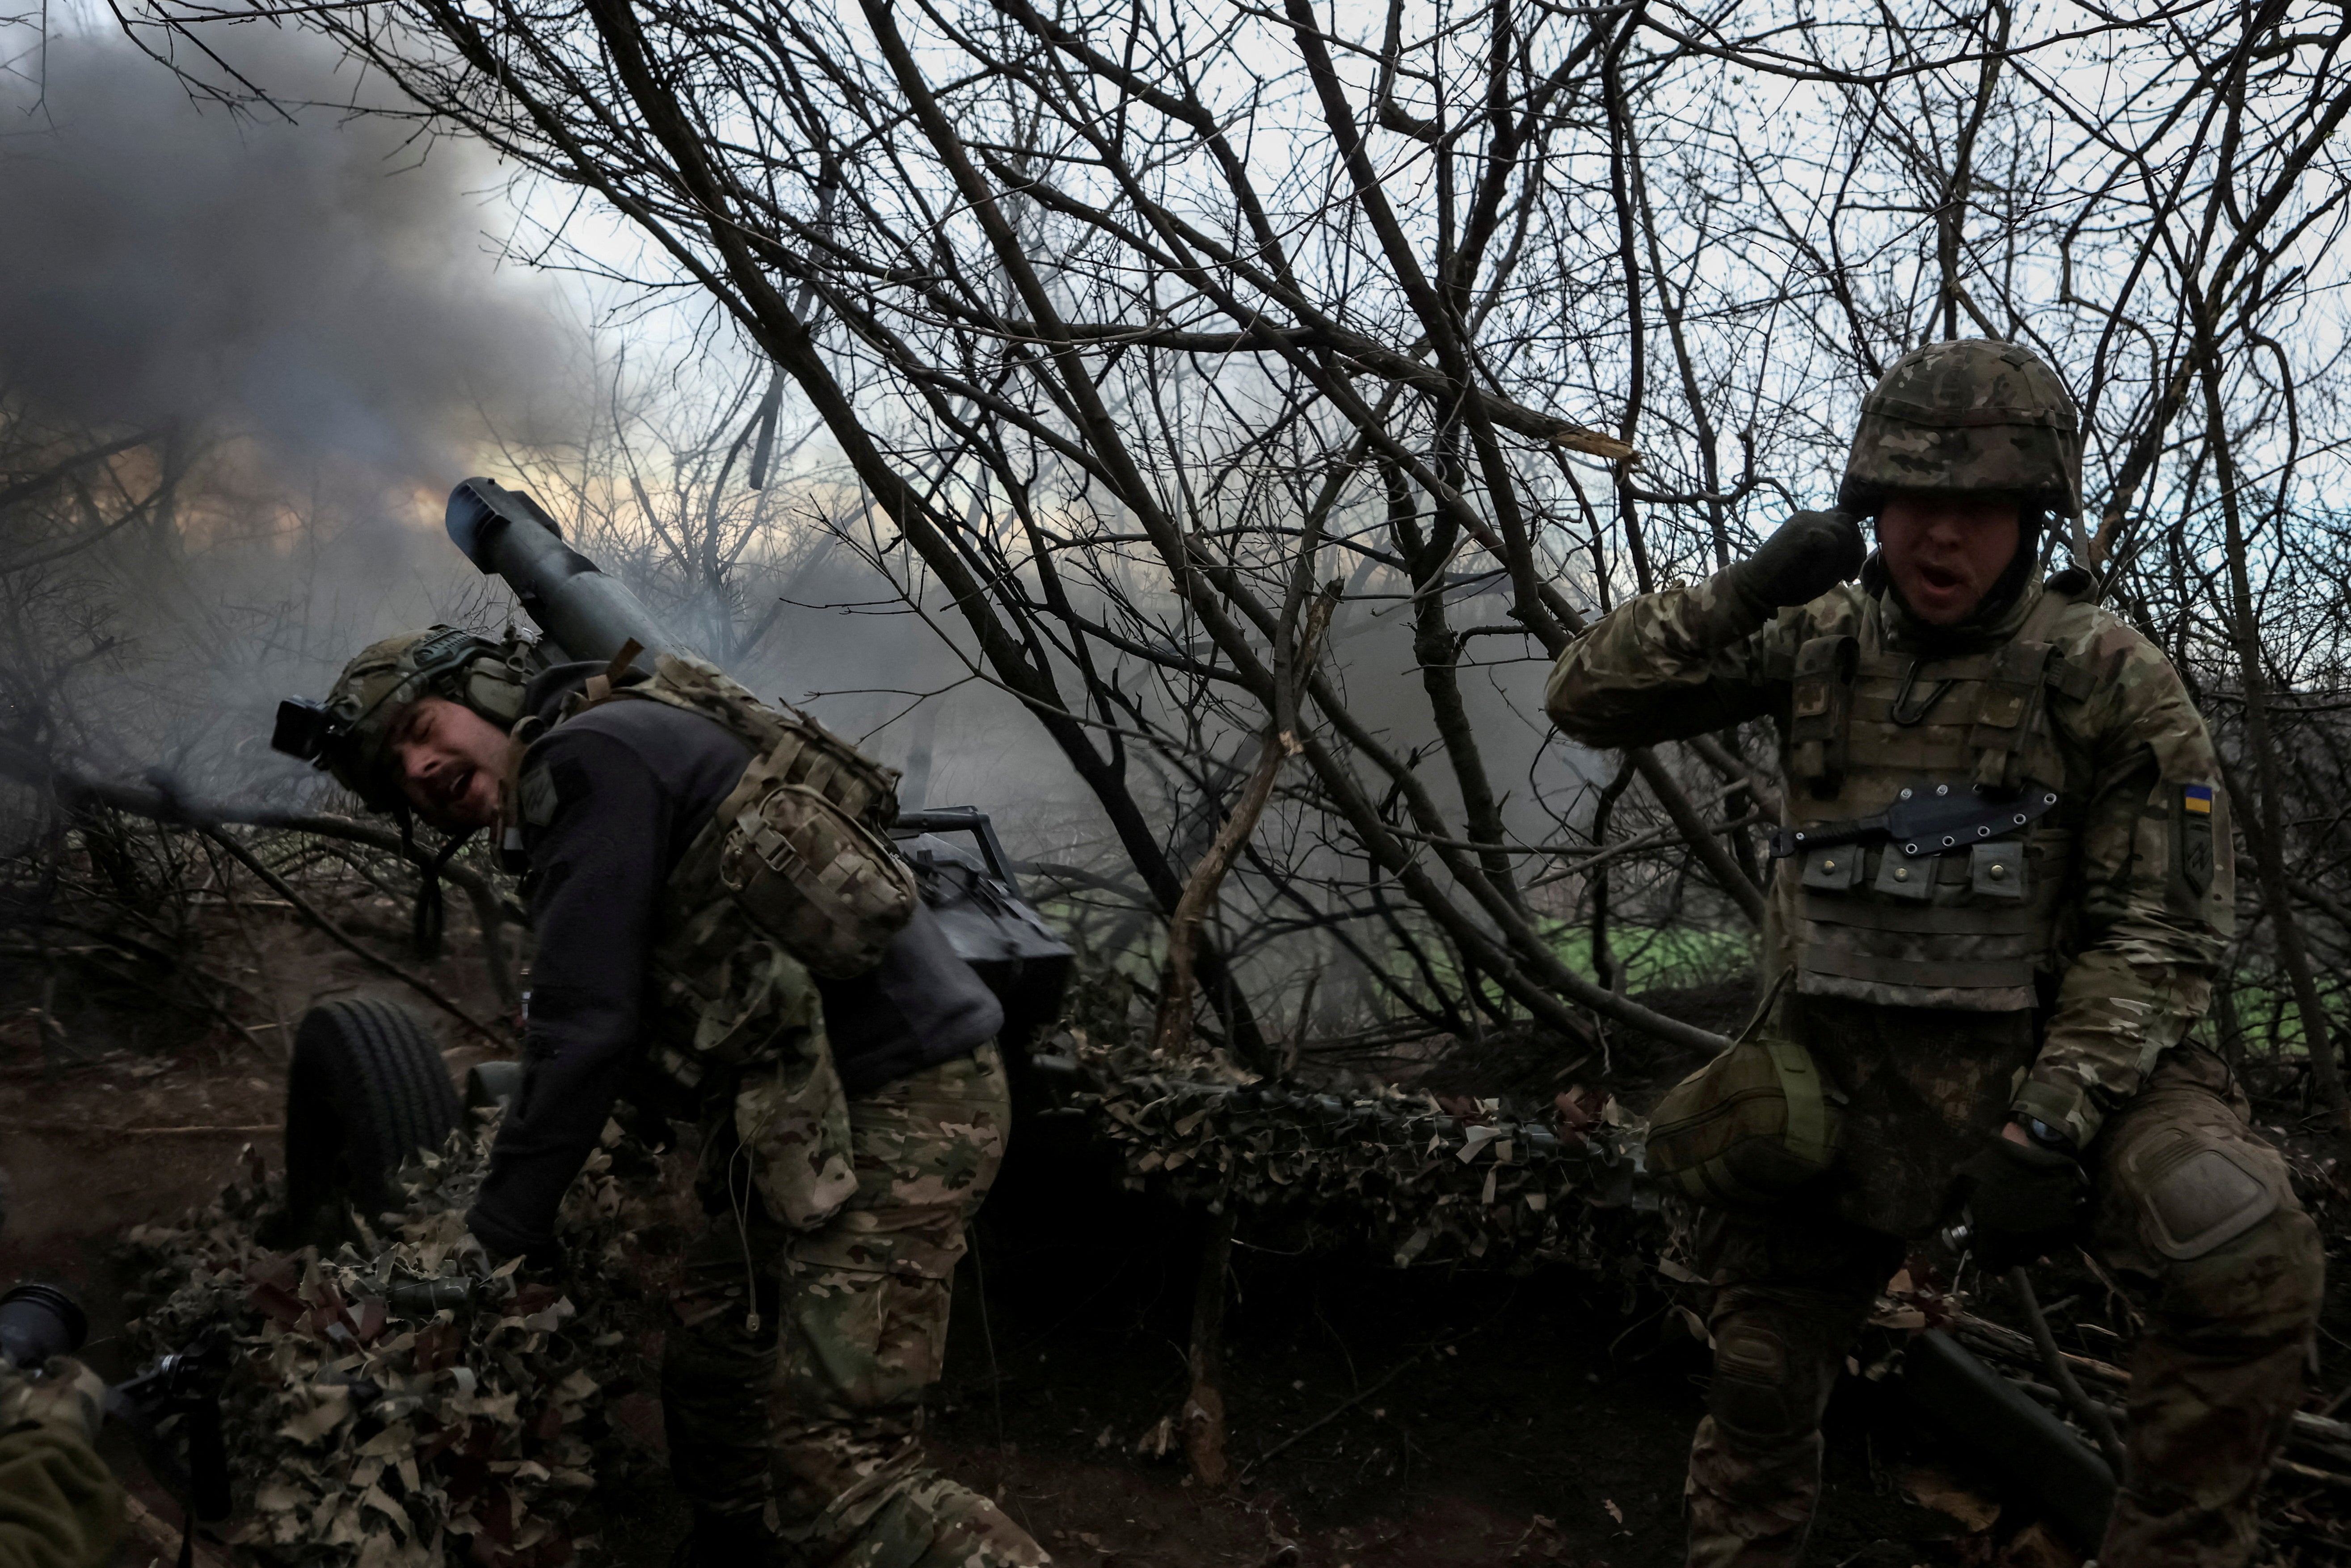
[393,804,474,960]
[418,826,476,960]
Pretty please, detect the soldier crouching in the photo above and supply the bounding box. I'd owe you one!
[1545,338,2323,1568]
[277,637,1047,1568]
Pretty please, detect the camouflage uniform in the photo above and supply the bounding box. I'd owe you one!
[291,636,1042,1568]
[665,1042,1046,1568]
[0,1357,122,1568]
[1546,340,2323,1568]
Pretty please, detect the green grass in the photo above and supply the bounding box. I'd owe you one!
[2203,972,2348,1059]
[1542,922,1756,995]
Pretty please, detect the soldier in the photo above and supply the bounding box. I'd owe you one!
[279,635,1046,1568]
[0,1354,120,1568]
[1546,338,2324,1568]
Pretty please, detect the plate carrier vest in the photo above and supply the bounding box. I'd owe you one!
[1770,577,2097,1012]
[519,649,917,1100]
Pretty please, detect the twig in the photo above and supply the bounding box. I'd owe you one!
[1153,591,1337,1060]
[196,828,502,1045]
[1957,1306,2351,1455]
[1952,1309,2128,1386]
[1239,1347,1428,1481]
[2275,1456,2351,1489]
[2010,1266,2129,1479]
[0,744,521,1009]
[121,1494,229,1568]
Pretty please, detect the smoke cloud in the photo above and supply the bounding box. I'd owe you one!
[0,29,565,478]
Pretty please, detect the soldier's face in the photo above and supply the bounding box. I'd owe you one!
[388,696,513,828]
[1876,494,2020,626]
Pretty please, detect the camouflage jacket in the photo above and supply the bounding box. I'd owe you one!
[1545,563,2233,1147]
[0,1363,122,1568]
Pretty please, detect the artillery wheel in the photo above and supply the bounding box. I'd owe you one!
[279,996,461,1233]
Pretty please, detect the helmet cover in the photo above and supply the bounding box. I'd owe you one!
[1839,339,2082,518]
[312,626,529,809]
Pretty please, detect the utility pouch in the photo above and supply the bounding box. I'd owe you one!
[1968,639,2054,793]
[1645,975,1843,1210]
[1787,635,1858,797]
[716,762,919,979]
[580,647,916,979]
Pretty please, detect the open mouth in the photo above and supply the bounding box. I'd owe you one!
[1918,563,1963,595]
[440,765,476,811]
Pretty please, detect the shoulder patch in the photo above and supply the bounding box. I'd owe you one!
[2173,781,2218,905]
[518,762,561,828]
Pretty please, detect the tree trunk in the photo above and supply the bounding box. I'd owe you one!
[1181,1210,1235,1488]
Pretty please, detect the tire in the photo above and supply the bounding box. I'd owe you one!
[281,996,462,1227]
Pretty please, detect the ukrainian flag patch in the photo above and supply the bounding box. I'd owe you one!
[2183,783,2214,816]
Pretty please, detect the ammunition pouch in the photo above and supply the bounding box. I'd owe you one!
[1646,987,1844,1210]
[1787,634,1857,797]
[586,652,918,981]
[714,766,919,979]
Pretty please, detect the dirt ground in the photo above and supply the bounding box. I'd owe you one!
[1,916,2343,1567]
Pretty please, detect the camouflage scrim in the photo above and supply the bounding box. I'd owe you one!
[1838,339,2084,518]
[665,1044,1046,1568]
[1546,569,2234,1148]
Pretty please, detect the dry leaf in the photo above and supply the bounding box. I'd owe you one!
[1900,1464,2001,1533]
[1997,1522,2081,1568]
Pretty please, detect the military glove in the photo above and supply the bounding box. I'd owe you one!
[1723,510,1865,617]
[0,1357,107,1445]
[461,1222,567,1278]
[1955,1131,2088,1270]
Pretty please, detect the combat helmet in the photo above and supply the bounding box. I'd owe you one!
[1839,339,2082,519]
[271,625,531,811]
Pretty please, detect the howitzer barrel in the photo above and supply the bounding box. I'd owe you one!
[444,477,697,668]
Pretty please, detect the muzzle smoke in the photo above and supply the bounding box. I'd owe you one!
[0,28,565,484]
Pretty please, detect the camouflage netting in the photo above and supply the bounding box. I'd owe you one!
[1059,1030,1664,1278]
[118,1112,673,1568]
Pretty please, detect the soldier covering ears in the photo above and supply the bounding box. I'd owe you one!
[1547,339,2324,1568]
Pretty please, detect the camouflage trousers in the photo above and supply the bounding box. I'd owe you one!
[662,1043,1048,1568]
[1686,1045,2324,1568]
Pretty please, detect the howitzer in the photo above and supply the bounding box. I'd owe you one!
[441,479,1072,1045]
[444,477,701,669]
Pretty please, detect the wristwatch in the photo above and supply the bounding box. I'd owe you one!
[2013,1114,2078,1156]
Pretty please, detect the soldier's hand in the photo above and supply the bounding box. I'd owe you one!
[1955,1131,2087,1270]
[1726,509,1865,614]
[0,1357,108,1445]
[461,1223,567,1279]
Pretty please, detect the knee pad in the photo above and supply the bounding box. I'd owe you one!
[1710,1322,1801,1440]
[2120,1127,2280,1261]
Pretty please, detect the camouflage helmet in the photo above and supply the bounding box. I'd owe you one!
[1839,339,2082,518]
[275,625,531,810]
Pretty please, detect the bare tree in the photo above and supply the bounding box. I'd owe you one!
[93,0,2351,1097]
